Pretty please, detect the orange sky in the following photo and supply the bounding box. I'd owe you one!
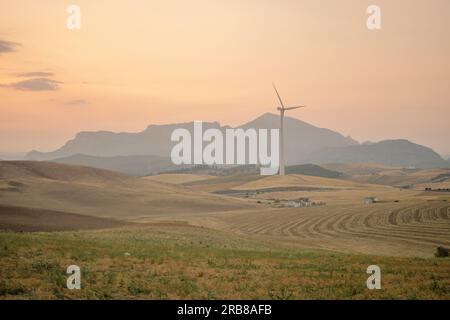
[1,0,449,156]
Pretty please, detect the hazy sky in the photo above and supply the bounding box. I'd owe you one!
[1,0,449,156]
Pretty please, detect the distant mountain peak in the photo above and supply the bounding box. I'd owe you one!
[256,112,279,119]
[305,139,448,168]
[24,113,446,169]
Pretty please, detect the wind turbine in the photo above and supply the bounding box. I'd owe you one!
[272,83,306,175]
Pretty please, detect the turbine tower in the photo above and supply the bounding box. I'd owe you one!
[272,84,306,175]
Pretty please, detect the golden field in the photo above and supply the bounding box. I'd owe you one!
[0,161,449,299]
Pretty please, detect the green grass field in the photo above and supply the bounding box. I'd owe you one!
[1,225,449,300]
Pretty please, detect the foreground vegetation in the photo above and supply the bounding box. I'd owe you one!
[1,225,449,299]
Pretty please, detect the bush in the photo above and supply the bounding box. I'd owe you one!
[435,246,449,258]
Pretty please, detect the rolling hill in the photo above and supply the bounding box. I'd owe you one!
[0,161,258,223]
[0,161,448,259]
[144,173,214,185]
[305,139,449,168]
[51,154,176,176]
[322,163,399,175]
[182,171,386,195]
[285,164,343,178]
[0,204,131,232]
[323,163,450,188]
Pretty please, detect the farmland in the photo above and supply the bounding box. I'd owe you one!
[0,161,449,299]
[0,225,449,299]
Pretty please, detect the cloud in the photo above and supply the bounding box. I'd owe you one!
[9,78,62,91]
[65,99,89,106]
[0,40,20,54]
[0,69,62,91]
[15,71,54,77]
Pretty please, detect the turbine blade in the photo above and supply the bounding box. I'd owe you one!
[272,83,285,108]
[285,106,306,110]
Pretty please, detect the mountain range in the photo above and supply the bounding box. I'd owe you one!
[26,113,449,174]
[303,139,449,168]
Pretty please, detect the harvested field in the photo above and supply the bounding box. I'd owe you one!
[0,161,258,221]
[0,205,130,232]
[186,201,450,257]
[0,225,449,299]
[144,173,214,185]
[0,162,449,299]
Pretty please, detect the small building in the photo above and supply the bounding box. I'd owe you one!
[285,197,312,208]
[364,197,378,204]
[274,197,325,208]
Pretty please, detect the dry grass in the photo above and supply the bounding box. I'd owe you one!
[144,173,214,185]
[0,161,258,222]
[183,173,266,192]
[323,163,402,176]
[323,163,450,188]
[0,225,448,300]
[190,200,450,258]
[0,205,130,232]
[1,161,449,299]
[231,174,373,191]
